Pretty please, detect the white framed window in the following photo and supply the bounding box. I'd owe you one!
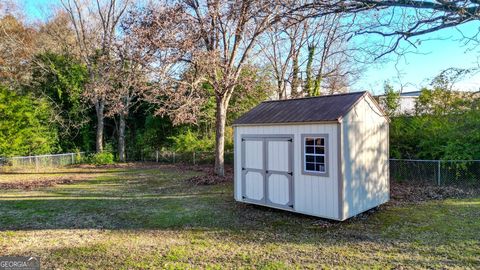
[301,134,328,176]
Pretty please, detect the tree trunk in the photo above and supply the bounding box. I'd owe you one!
[314,71,323,96]
[291,53,300,98]
[305,45,315,96]
[214,96,228,177]
[118,113,126,162]
[278,80,285,99]
[95,100,105,153]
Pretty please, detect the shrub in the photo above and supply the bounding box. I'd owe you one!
[168,130,215,152]
[0,84,59,156]
[74,149,84,163]
[90,152,114,165]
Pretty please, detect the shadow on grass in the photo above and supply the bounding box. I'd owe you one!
[0,167,479,250]
[0,189,322,233]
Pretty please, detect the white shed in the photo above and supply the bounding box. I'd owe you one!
[233,91,389,221]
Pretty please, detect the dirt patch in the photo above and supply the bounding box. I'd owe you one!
[186,165,233,185]
[72,162,170,170]
[72,162,211,174]
[0,176,83,190]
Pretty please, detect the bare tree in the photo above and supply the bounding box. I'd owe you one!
[106,34,149,162]
[304,14,359,95]
[122,2,206,125]
[260,20,308,99]
[126,1,288,176]
[188,1,288,176]
[60,0,131,153]
[292,1,480,59]
[36,11,79,56]
[0,10,37,86]
[261,12,360,99]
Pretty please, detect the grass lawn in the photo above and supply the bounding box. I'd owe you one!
[0,164,479,269]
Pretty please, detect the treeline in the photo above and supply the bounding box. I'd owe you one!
[0,6,272,161]
[1,1,479,174]
[0,0,364,173]
[0,49,270,158]
[383,70,480,160]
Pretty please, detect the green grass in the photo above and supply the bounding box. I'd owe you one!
[0,165,479,269]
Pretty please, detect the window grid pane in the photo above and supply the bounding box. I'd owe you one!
[304,136,326,173]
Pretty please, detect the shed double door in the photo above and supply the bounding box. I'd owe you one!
[241,135,294,209]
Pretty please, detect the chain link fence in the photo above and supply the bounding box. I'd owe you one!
[125,150,234,165]
[2,152,478,188]
[0,151,232,171]
[390,159,480,188]
[0,152,86,171]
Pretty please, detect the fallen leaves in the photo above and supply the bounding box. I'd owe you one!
[185,165,233,185]
[390,181,479,205]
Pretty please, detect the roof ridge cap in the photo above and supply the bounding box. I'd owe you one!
[262,91,367,103]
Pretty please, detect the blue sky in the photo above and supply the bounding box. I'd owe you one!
[354,21,480,94]
[19,0,480,95]
[18,0,50,18]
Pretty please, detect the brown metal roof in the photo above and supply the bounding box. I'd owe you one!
[233,91,368,125]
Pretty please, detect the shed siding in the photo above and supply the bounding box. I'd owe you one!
[342,95,389,219]
[234,123,339,219]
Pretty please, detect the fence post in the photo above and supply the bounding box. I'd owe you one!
[437,160,441,186]
[71,153,75,164]
[193,152,196,166]
[173,151,176,163]
[156,150,159,163]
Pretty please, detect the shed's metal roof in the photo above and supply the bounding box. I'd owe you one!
[234,91,368,125]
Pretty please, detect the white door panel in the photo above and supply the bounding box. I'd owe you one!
[242,136,294,208]
[244,140,263,170]
[267,141,289,172]
[245,171,264,201]
[267,174,289,205]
